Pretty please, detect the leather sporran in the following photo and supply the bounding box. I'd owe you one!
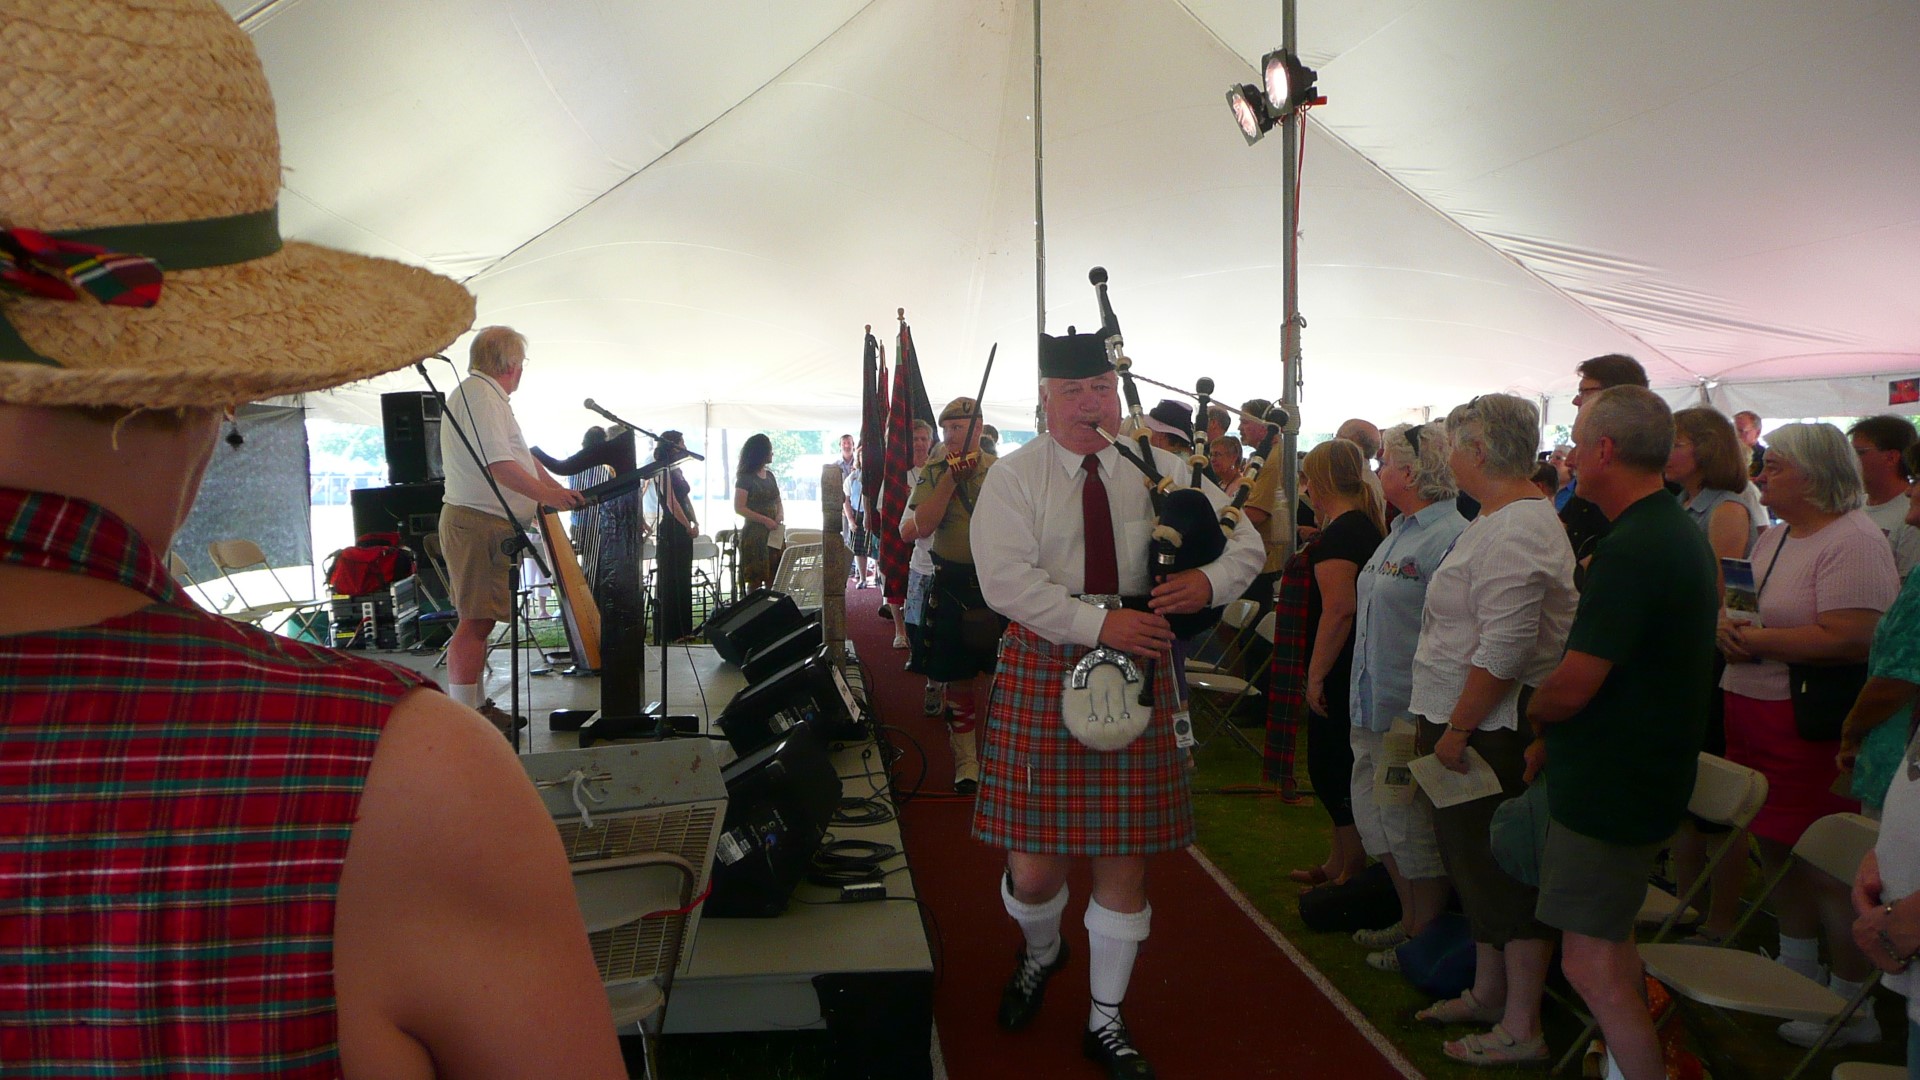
[960,606,1007,654]
[1062,646,1151,751]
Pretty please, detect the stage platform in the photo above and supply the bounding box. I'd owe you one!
[369,640,936,1064]
[375,640,744,753]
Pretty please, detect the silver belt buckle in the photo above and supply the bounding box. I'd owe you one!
[1077,592,1123,611]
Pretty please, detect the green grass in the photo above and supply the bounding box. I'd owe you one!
[635,690,1912,1078]
[1186,718,1911,1079]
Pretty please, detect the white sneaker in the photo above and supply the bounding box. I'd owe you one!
[1353,923,1410,950]
[1365,948,1401,973]
[1777,1010,1880,1049]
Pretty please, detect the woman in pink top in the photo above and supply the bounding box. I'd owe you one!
[1719,422,1898,1050]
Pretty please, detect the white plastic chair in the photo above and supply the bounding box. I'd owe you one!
[1830,1064,1908,1080]
[1638,813,1882,1080]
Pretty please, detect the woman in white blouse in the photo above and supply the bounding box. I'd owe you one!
[1407,394,1578,1067]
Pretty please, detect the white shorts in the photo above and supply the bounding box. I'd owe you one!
[1349,725,1444,880]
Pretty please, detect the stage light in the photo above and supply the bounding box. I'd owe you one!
[1260,49,1319,118]
[1227,83,1272,145]
[1227,50,1318,145]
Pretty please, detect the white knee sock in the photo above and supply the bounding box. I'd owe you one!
[1777,934,1822,980]
[449,682,481,709]
[1084,899,1151,1031]
[1001,873,1067,966]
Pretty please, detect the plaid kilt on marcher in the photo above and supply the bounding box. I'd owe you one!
[971,621,1193,856]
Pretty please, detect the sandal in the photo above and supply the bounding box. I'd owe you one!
[1443,1024,1548,1067]
[1415,989,1503,1026]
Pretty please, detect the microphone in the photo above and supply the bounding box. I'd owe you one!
[583,398,620,425]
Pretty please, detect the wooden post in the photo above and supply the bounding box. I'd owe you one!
[822,462,849,667]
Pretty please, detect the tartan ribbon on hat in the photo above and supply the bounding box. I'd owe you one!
[0,228,164,307]
[0,206,282,367]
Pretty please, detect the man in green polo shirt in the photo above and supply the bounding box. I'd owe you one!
[1526,385,1718,1080]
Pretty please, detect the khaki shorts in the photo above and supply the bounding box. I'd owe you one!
[438,502,518,623]
[1536,821,1662,943]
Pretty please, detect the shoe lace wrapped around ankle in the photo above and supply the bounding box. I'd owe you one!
[1013,953,1051,995]
[1090,1024,1139,1058]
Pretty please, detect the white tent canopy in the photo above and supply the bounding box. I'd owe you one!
[233,0,1920,445]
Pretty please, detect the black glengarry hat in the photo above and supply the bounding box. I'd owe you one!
[1038,326,1113,380]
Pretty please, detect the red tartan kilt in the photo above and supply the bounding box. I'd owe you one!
[970,622,1194,856]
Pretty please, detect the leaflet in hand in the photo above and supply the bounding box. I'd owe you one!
[1407,748,1503,808]
[1722,557,1763,626]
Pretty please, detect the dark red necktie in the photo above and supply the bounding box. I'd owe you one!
[1082,454,1119,595]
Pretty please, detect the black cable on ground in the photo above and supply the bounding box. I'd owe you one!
[806,837,900,887]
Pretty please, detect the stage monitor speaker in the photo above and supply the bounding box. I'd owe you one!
[704,731,842,918]
[706,588,805,667]
[349,481,448,607]
[717,649,862,757]
[381,391,443,485]
[740,615,823,683]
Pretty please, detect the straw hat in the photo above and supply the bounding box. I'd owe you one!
[0,0,474,409]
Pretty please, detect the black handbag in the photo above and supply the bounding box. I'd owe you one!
[1786,662,1867,742]
[1755,539,1868,742]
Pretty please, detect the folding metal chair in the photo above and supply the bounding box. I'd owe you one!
[1637,813,1882,1080]
[572,851,698,1080]
[205,539,325,633]
[1188,610,1275,754]
[165,550,221,612]
[1550,753,1769,1074]
[1187,598,1260,675]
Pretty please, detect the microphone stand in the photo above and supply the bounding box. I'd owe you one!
[417,360,550,754]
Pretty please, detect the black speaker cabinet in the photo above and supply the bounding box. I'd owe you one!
[717,649,858,757]
[740,616,823,683]
[381,391,443,485]
[349,481,448,609]
[705,731,843,918]
[706,588,806,667]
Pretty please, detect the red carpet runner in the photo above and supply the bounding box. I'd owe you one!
[843,589,1409,1079]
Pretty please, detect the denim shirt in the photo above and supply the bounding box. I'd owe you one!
[1350,498,1468,733]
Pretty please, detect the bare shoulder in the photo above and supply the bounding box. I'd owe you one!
[335,690,625,1080]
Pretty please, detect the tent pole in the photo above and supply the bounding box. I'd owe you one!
[1032,0,1048,434]
[1278,0,1301,564]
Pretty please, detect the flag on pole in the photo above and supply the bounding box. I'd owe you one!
[877,315,926,603]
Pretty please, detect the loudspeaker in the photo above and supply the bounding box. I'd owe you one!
[741,616,823,683]
[718,649,861,757]
[381,391,443,485]
[705,731,843,918]
[350,481,448,608]
[706,588,806,667]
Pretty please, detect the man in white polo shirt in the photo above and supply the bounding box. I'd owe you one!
[438,326,583,735]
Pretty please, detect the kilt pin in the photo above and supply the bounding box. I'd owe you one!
[971,621,1193,856]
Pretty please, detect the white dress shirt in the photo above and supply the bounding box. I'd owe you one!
[1407,497,1576,732]
[440,372,538,520]
[972,434,1264,648]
